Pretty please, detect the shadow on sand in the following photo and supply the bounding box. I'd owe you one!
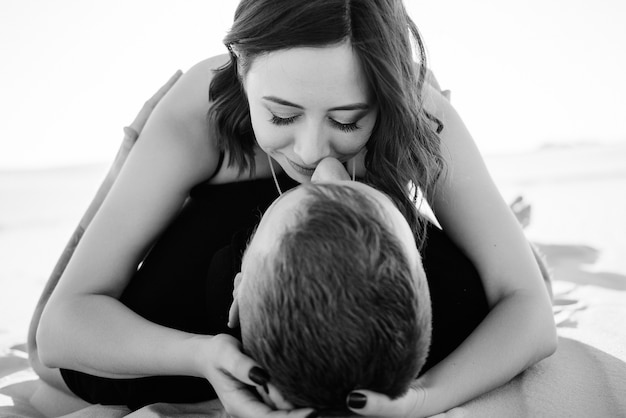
[537,242,626,291]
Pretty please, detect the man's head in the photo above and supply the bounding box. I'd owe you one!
[231,179,431,415]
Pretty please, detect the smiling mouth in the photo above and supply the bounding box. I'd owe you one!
[287,159,316,176]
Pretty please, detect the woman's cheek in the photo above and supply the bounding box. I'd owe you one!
[251,118,289,151]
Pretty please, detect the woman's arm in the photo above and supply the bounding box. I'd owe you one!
[35,56,316,418]
[419,87,557,412]
[36,57,222,377]
[349,85,557,417]
[27,70,182,366]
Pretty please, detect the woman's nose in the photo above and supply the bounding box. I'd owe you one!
[293,123,331,165]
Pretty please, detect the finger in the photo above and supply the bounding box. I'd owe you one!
[219,384,274,418]
[229,396,316,418]
[347,388,425,418]
[223,382,317,418]
[146,69,183,108]
[256,385,277,409]
[218,384,318,418]
[123,126,139,143]
[221,344,268,390]
[266,382,295,410]
[510,195,524,208]
[268,409,319,418]
[210,335,269,395]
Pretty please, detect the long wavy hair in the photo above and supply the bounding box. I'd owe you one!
[208,0,445,247]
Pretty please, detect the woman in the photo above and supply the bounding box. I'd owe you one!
[29,1,556,417]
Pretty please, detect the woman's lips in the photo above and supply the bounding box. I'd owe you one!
[286,158,316,176]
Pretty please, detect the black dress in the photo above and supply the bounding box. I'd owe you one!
[60,172,488,410]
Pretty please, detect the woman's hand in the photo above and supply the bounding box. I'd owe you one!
[202,334,317,418]
[347,381,427,418]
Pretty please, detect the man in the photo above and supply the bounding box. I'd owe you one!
[228,158,432,415]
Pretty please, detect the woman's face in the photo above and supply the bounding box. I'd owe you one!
[243,41,378,183]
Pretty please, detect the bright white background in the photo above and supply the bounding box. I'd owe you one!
[1,0,625,169]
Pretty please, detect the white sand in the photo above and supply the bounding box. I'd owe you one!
[486,143,626,286]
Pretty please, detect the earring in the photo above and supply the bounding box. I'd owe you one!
[227,43,241,60]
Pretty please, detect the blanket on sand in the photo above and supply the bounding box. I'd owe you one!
[2,279,625,418]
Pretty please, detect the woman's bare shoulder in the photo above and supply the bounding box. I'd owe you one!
[161,54,230,117]
[127,54,232,184]
[421,82,450,121]
[192,54,231,72]
[184,54,230,87]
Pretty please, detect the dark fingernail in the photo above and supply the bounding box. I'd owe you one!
[347,392,367,409]
[305,411,319,418]
[249,366,270,385]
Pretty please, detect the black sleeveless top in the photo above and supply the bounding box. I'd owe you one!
[61,172,488,410]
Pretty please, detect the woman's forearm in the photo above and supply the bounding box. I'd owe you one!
[27,137,133,358]
[28,71,182,369]
[37,294,209,379]
[418,291,556,416]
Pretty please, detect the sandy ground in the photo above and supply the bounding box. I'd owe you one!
[487,143,626,288]
[1,142,625,349]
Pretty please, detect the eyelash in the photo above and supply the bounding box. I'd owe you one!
[270,114,360,133]
[330,119,360,133]
[270,114,297,126]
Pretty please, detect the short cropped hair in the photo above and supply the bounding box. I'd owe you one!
[241,184,432,416]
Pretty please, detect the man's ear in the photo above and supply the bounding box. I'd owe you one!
[228,272,243,328]
[233,271,243,292]
[228,298,240,329]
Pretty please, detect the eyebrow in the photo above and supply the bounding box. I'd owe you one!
[262,96,370,111]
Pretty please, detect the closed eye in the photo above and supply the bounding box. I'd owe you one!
[270,113,360,133]
[270,114,299,126]
[330,118,360,133]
